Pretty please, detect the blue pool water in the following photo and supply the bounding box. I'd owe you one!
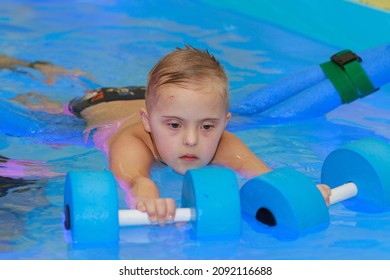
[1,0,390,260]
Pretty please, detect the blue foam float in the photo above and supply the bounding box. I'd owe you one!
[182,166,241,238]
[240,167,329,234]
[64,170,120,245]
[231,44,390,122]
[321,137,390,212]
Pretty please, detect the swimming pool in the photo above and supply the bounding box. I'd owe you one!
[1,0,390,260]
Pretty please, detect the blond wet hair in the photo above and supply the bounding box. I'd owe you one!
[145,46,229,112]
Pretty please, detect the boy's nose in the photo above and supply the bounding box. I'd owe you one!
[184,128,198,147]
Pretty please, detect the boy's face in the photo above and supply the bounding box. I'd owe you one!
[141,82,231,175]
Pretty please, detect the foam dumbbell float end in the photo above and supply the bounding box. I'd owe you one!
[240,167,329,233]
[64,171,120,245]
[182,166,241,238]
[322,137,390,211]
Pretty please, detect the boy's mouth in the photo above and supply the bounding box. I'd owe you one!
[180,154,198,162]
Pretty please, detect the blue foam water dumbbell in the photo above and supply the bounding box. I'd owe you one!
[64,166,241,245]
[240,137,390,234]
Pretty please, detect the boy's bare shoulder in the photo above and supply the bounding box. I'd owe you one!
[109,122,152,150]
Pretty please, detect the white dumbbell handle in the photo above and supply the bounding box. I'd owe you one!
[329,182,358,205]
[118,208,194,226]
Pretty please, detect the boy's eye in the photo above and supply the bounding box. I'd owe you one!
[168,123,181,129]
[202,124,214,130]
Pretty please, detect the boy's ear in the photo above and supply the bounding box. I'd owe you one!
[140,108,151,132]
[225,112,232,125]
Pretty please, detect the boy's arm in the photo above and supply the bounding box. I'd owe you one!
[213,131,272,178]
[109,129,176,223]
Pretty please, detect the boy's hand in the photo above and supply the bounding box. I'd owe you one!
[317,184,332,206]
[125,176,177,224]
[136,198,177,224]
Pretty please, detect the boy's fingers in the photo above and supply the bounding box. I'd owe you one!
[166,199,176,222]
[155,199,168,224]
[144,200,158,223]
[135,201,146,212]
[136,200,157,223]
